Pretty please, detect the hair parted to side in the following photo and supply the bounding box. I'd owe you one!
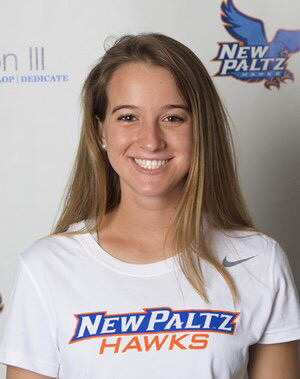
[49,32,266,306]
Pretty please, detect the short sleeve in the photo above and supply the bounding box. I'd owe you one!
[0,255,60,377]
[258,240,300,344]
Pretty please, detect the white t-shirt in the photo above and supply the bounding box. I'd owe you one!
[0,220,300,379]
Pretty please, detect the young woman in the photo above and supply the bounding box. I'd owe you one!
[1,33,300,379]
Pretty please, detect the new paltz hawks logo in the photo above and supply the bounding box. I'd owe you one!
[69,307,239,354]
[214,0,300,89]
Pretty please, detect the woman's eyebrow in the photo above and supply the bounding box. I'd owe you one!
[111,104,190,114]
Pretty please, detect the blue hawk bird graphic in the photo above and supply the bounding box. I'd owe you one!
[219,0,300,89]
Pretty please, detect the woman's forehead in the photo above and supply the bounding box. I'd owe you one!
[106,63,186,108]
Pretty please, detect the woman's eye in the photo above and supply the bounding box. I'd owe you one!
[118,114,136,122]
[165,115,184,122]
[117,114,184,123]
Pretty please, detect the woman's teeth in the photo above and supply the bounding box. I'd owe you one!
[134,158,169,170]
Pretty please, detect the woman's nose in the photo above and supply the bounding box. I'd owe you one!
[138,119,166,151]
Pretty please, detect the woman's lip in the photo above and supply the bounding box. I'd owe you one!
[131,157,173,160]
[130,157,172,174]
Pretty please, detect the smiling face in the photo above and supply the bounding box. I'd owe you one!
[98,61,193,201]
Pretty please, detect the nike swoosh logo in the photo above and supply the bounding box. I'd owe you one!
[222,255,257,267]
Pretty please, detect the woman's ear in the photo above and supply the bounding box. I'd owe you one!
[96,116,106,147]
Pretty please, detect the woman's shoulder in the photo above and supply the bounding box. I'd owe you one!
[19,221,87,269]
[208,227,281,270]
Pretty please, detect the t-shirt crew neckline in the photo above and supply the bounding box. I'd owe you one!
[76,220,180,277]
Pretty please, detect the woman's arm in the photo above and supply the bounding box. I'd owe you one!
[248,341,299,379]
[7,365,56,379]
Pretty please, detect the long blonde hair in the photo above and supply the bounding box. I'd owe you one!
[50,32,268,306]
